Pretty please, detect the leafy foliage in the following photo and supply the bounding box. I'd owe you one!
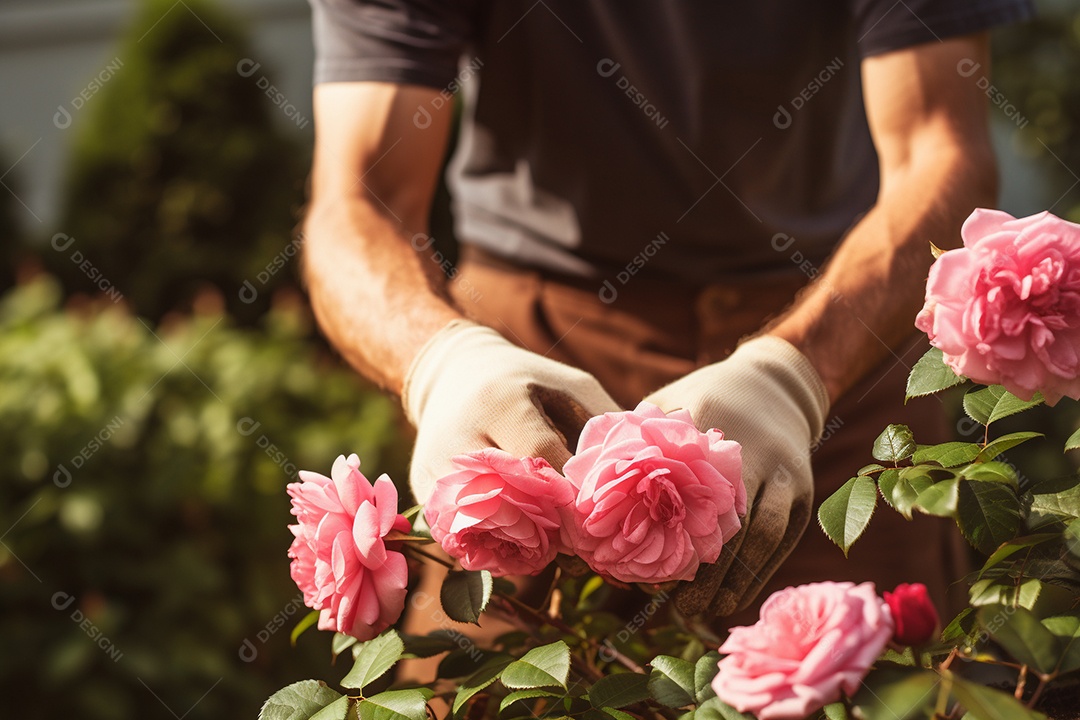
[0,278,407,719]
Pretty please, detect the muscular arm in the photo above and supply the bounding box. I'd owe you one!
[302,82,462,395]
[768,34,997,402]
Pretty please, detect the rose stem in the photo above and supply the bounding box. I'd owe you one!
[1027,672,1055,709]
[403,544,456,569]
[1014,664,1028,701]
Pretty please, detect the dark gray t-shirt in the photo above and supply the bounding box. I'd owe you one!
[310,0,1032,285]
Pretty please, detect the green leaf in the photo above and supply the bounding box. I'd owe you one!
[1066,518,1080,558]
[878,468,901,510]
[1028,477,1080,524]
[978,431,1043,462]
[906,347,966,400]
[693,651,721,703]
[969,577,1075,614]
[817,476,877,556]
[501,641,571,690]
[401,630,466,659]
[358,690,428,720]
[822,702,850,720]
[441,569,493,625]
[588,673,650,709]
[341,630,404,690]
[332,633,358,660]
[941,608,976,644]
[976,605,1060,673]
[599,708,638,720]
[290,609,319,647]
[857,463,886,476]
[311,696,351,720]
[950,675,1045,720]
[912,477,960,518]
[912,442,981,467]
[957,480,1021,555]
[499,689,561,713]
[872,424,916,462]
[648,656,696,708]
[452,654,513,715]
[961,462,1018,487]
[851,666,939,720]
[1065,427,1080,453]
[1043,614,1080,673]
[963,385,1043,426]
[401,504,423,521]
[692,697,754,720]
[977,534,1058,578]
[260,680,343,720]
[890,472,934,519]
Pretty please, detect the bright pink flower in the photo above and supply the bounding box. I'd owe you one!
[425,449,574,576]
[288,454,411,641]
[884,583,939,647]
[713,581,894,720]
[561,402,744,584]
[916,208,1080,405]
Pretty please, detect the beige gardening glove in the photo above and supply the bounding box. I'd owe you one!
[644,335,829,617]
[403,319,622,503]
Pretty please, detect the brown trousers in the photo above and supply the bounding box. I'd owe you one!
[445,246,971,624]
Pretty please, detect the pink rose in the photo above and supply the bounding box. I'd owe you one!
[288,454,411,641]
[425,449,575,576]
[561,402,744,584]
[713,581,894,720]
[916,208,1080,405]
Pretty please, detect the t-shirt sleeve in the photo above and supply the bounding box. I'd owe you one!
[309,0,478,87]
[851,0,1034,57]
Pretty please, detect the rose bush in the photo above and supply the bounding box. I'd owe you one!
[561,402,744,584]
[268,210,1080,720]
[425,449,574,576]
[287,454,411,641]
[916,208,1080,404]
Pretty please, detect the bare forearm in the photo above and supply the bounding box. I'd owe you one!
[769,149,996,402]
[303,199,460,395]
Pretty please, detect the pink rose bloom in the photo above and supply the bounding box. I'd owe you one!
[916,208,1080,405]
[425,449,575,576]
[288,454,411,641]
[561,402,744,584]
[713,581,894,720]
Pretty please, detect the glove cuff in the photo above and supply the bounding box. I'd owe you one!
[731,335,830,441]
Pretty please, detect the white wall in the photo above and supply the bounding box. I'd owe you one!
[0,0,314,235]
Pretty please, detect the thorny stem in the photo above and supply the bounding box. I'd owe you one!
[940,648,959,672]
[1015,665,1028,701]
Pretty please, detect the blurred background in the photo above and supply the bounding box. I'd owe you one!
[1,0,1079,717]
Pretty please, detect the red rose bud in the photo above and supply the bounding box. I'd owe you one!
[884,583,939,647]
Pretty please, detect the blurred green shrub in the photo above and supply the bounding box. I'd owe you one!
[44,0,305,323]
[0,277,410,719]
[993,0,1080,219]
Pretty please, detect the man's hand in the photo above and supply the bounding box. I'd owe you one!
[404,319,622,503]
[644,335,829,616]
